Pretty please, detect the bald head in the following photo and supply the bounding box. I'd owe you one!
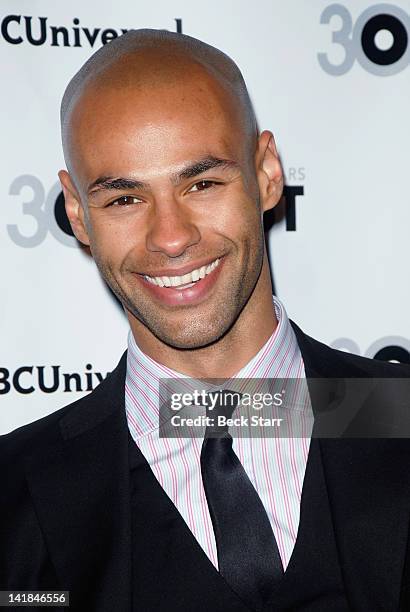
[60,29,257,175]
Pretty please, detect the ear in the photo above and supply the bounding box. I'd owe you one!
[255,130,283,213]
[58,170,90,246]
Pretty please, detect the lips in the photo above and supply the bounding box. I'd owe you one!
[137,256,224,306]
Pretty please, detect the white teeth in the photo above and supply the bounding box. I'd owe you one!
[206,260,217,273]
[181,273,192,284]
[145,258,220,288]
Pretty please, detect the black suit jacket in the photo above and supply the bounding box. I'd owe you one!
[1,322,410,611]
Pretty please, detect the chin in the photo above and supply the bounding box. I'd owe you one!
[155,320,232,351]
[158,331,222,351]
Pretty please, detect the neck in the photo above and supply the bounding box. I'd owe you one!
[128,258,277,378]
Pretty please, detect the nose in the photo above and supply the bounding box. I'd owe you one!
[146,197,201,257]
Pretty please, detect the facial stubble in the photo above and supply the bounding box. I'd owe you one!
[89,222,266,351]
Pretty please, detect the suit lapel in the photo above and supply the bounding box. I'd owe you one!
[291,321,410,610]
[24,353,131,612]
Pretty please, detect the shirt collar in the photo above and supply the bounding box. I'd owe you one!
[125,295,305,439]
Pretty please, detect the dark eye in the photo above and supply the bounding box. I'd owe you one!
[109,195,142,207]
[189,180,219,192]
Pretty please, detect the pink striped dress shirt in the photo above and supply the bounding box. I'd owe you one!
[125,296,313,570]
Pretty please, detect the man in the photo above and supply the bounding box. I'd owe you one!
[1,29,410,612]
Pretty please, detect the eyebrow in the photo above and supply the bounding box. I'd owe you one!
[86,156,239,196]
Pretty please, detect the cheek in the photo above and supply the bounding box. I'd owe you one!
[208,195,261,239]
[87,216,141,266]
[224,196,265,261]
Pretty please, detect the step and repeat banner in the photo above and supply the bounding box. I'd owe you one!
[1,1,409,432]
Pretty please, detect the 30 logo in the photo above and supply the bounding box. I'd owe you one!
[7,175,75,248]
[318,4,409,75]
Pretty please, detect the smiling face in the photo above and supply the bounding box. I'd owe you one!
[59,50,283,356]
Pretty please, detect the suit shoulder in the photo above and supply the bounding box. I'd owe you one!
[0,393,89,465]
[290,319,410,378]
[315,336,410,377]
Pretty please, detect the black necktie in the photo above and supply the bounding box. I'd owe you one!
[200,390,283,611]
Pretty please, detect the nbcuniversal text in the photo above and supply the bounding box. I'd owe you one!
[0,364,109,395]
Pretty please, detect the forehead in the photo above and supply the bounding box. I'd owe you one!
[68,61,246,187]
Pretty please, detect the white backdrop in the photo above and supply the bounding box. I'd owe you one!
[1,0,409,433]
